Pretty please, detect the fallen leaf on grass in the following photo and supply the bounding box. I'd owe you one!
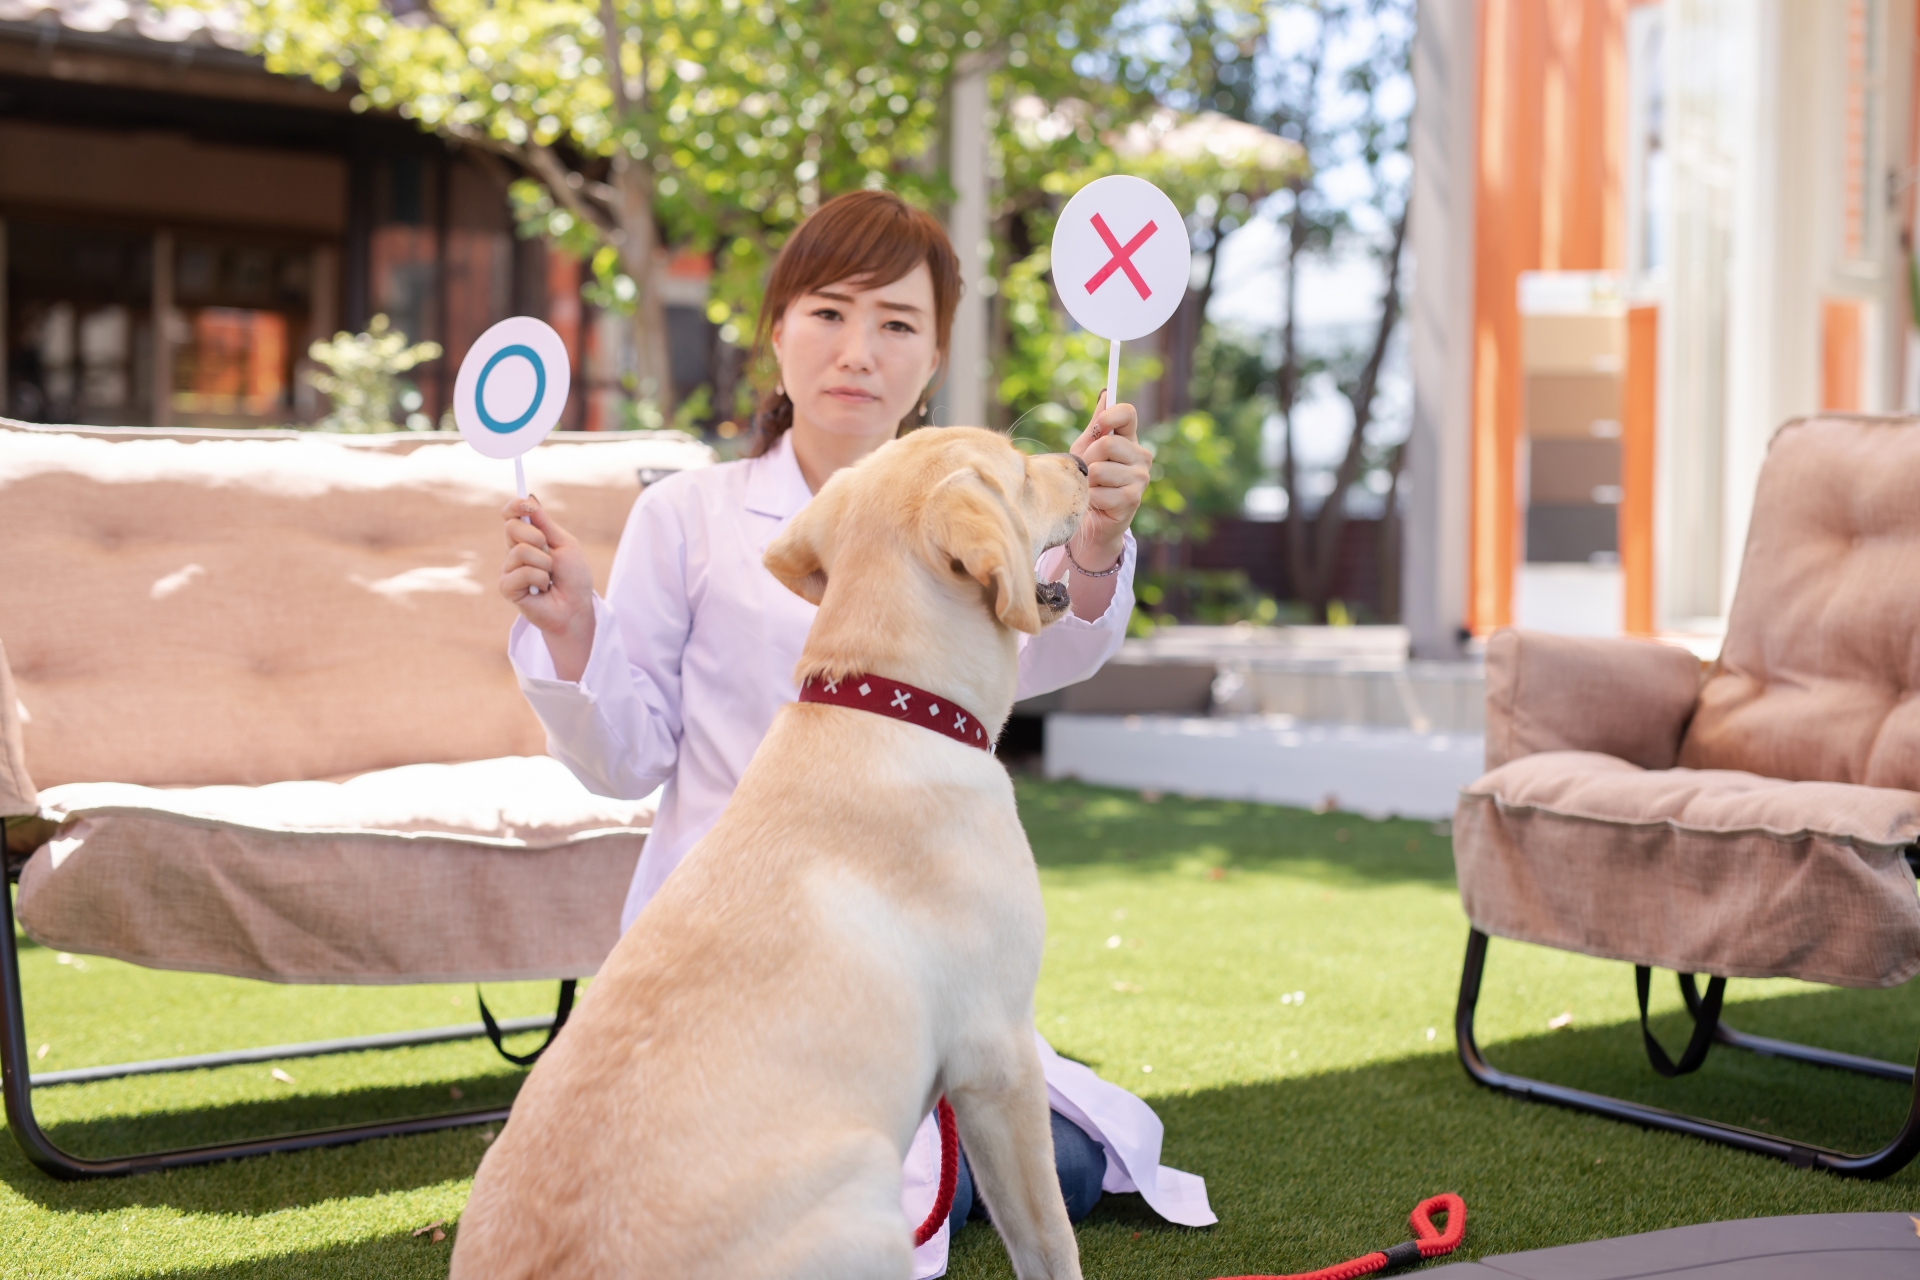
[412,1220,447,1242]
[35,1044,47,1060]
[1548,1012,1574,1030]
[450,1085,464,1100]
[270,1068,295,1084]
[1111,981,1142,994]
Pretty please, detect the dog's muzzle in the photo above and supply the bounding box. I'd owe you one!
[1036,580,1071,613]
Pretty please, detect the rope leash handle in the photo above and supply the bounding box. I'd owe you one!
[911,1097,960,1247]
[1214,1194,1465,1280]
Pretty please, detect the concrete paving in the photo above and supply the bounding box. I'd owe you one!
[1042,713,1484,821]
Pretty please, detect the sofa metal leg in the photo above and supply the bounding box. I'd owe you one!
[1454,928,1920,1180]
[1674,973,1914,1085]
[31,1016,560,1089]
[2,886,516,1181]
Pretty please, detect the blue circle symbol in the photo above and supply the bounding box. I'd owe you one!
[474,344,546,434]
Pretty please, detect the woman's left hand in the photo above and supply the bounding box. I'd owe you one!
[1066,393,1150,572]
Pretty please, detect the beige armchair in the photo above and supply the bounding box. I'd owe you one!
[1453,415,1920,1178]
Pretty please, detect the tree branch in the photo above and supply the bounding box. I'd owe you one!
[515,140,622,238]
[600,0,631,119]
[1308,195,1409,594]
[414,5,622,237]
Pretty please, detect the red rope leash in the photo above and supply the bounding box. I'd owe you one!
[911,1097,960,1247]
[1214,1194,1466,1280]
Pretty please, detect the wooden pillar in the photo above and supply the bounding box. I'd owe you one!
[310,245,340,346]
[152,228,174,428]
[0,216,8,415]
[433,150,453,424]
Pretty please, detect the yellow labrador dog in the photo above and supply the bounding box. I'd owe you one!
[451,426,1089,1280]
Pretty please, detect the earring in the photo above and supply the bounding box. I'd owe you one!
[918,397,931,425]
[775,379,786,398]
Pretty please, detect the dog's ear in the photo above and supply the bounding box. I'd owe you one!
[764,487,841,605]
[925,468,1042,633]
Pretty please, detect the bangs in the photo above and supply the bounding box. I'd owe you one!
[757,190,961,358]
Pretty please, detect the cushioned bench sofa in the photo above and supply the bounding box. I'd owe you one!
[0,418,711,1177]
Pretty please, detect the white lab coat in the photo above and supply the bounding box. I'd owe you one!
[509,432,1214,1274]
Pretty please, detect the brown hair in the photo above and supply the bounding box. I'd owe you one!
[748,190,961,456]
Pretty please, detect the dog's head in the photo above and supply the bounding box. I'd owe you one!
[765,427,1088,635]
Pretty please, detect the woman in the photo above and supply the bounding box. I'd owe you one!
[497,190,1212,1274]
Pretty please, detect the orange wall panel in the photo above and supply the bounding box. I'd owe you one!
[1821,299,1863,411]
[1470,0,1629,633]
[1622,305,1658,634]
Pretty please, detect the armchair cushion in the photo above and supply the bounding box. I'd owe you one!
[15,756,651,985]
[1680,417,1920,788]
[1483,629,1704,772]
[1455,750,1920,987]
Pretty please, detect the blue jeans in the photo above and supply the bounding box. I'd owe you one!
[944,1109,1105,1238]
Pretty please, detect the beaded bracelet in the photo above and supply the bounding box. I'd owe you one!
[1064,542,1123,578]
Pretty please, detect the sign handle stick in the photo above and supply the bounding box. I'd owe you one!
[515,454,541,596]
[1106,338,1121,415]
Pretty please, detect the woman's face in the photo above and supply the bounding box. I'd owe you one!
[772,263,942,448]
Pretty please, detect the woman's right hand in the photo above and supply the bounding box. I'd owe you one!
[500,495,595,682]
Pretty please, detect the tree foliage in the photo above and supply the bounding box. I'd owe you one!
[222,0,1146,409]
[304,315,443,433]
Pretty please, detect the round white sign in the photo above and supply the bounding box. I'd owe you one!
[453,316,572,460]
[1050,176,1192,343]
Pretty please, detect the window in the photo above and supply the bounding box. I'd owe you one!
[171,238,312,422]
[5,222,156,424]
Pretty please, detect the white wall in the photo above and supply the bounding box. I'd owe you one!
[1404,0,1478,659]
[1664,0,1914,626]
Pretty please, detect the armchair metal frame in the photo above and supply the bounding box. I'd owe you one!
[1455,928,1920,1179]
[1,863,560,1181]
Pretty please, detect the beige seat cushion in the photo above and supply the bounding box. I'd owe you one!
[1455,750,1920,988]
[16,757,652,984]
[1681,416,1920,788]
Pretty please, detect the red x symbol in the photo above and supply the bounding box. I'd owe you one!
[1083,212,1159,300]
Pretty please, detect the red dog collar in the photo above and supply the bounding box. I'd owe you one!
[798,674,995,753]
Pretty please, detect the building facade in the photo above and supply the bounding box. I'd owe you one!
[1409,0,1917,654]
[0,0,720,432]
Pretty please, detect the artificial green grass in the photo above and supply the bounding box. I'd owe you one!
[4,779,1919,1277]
